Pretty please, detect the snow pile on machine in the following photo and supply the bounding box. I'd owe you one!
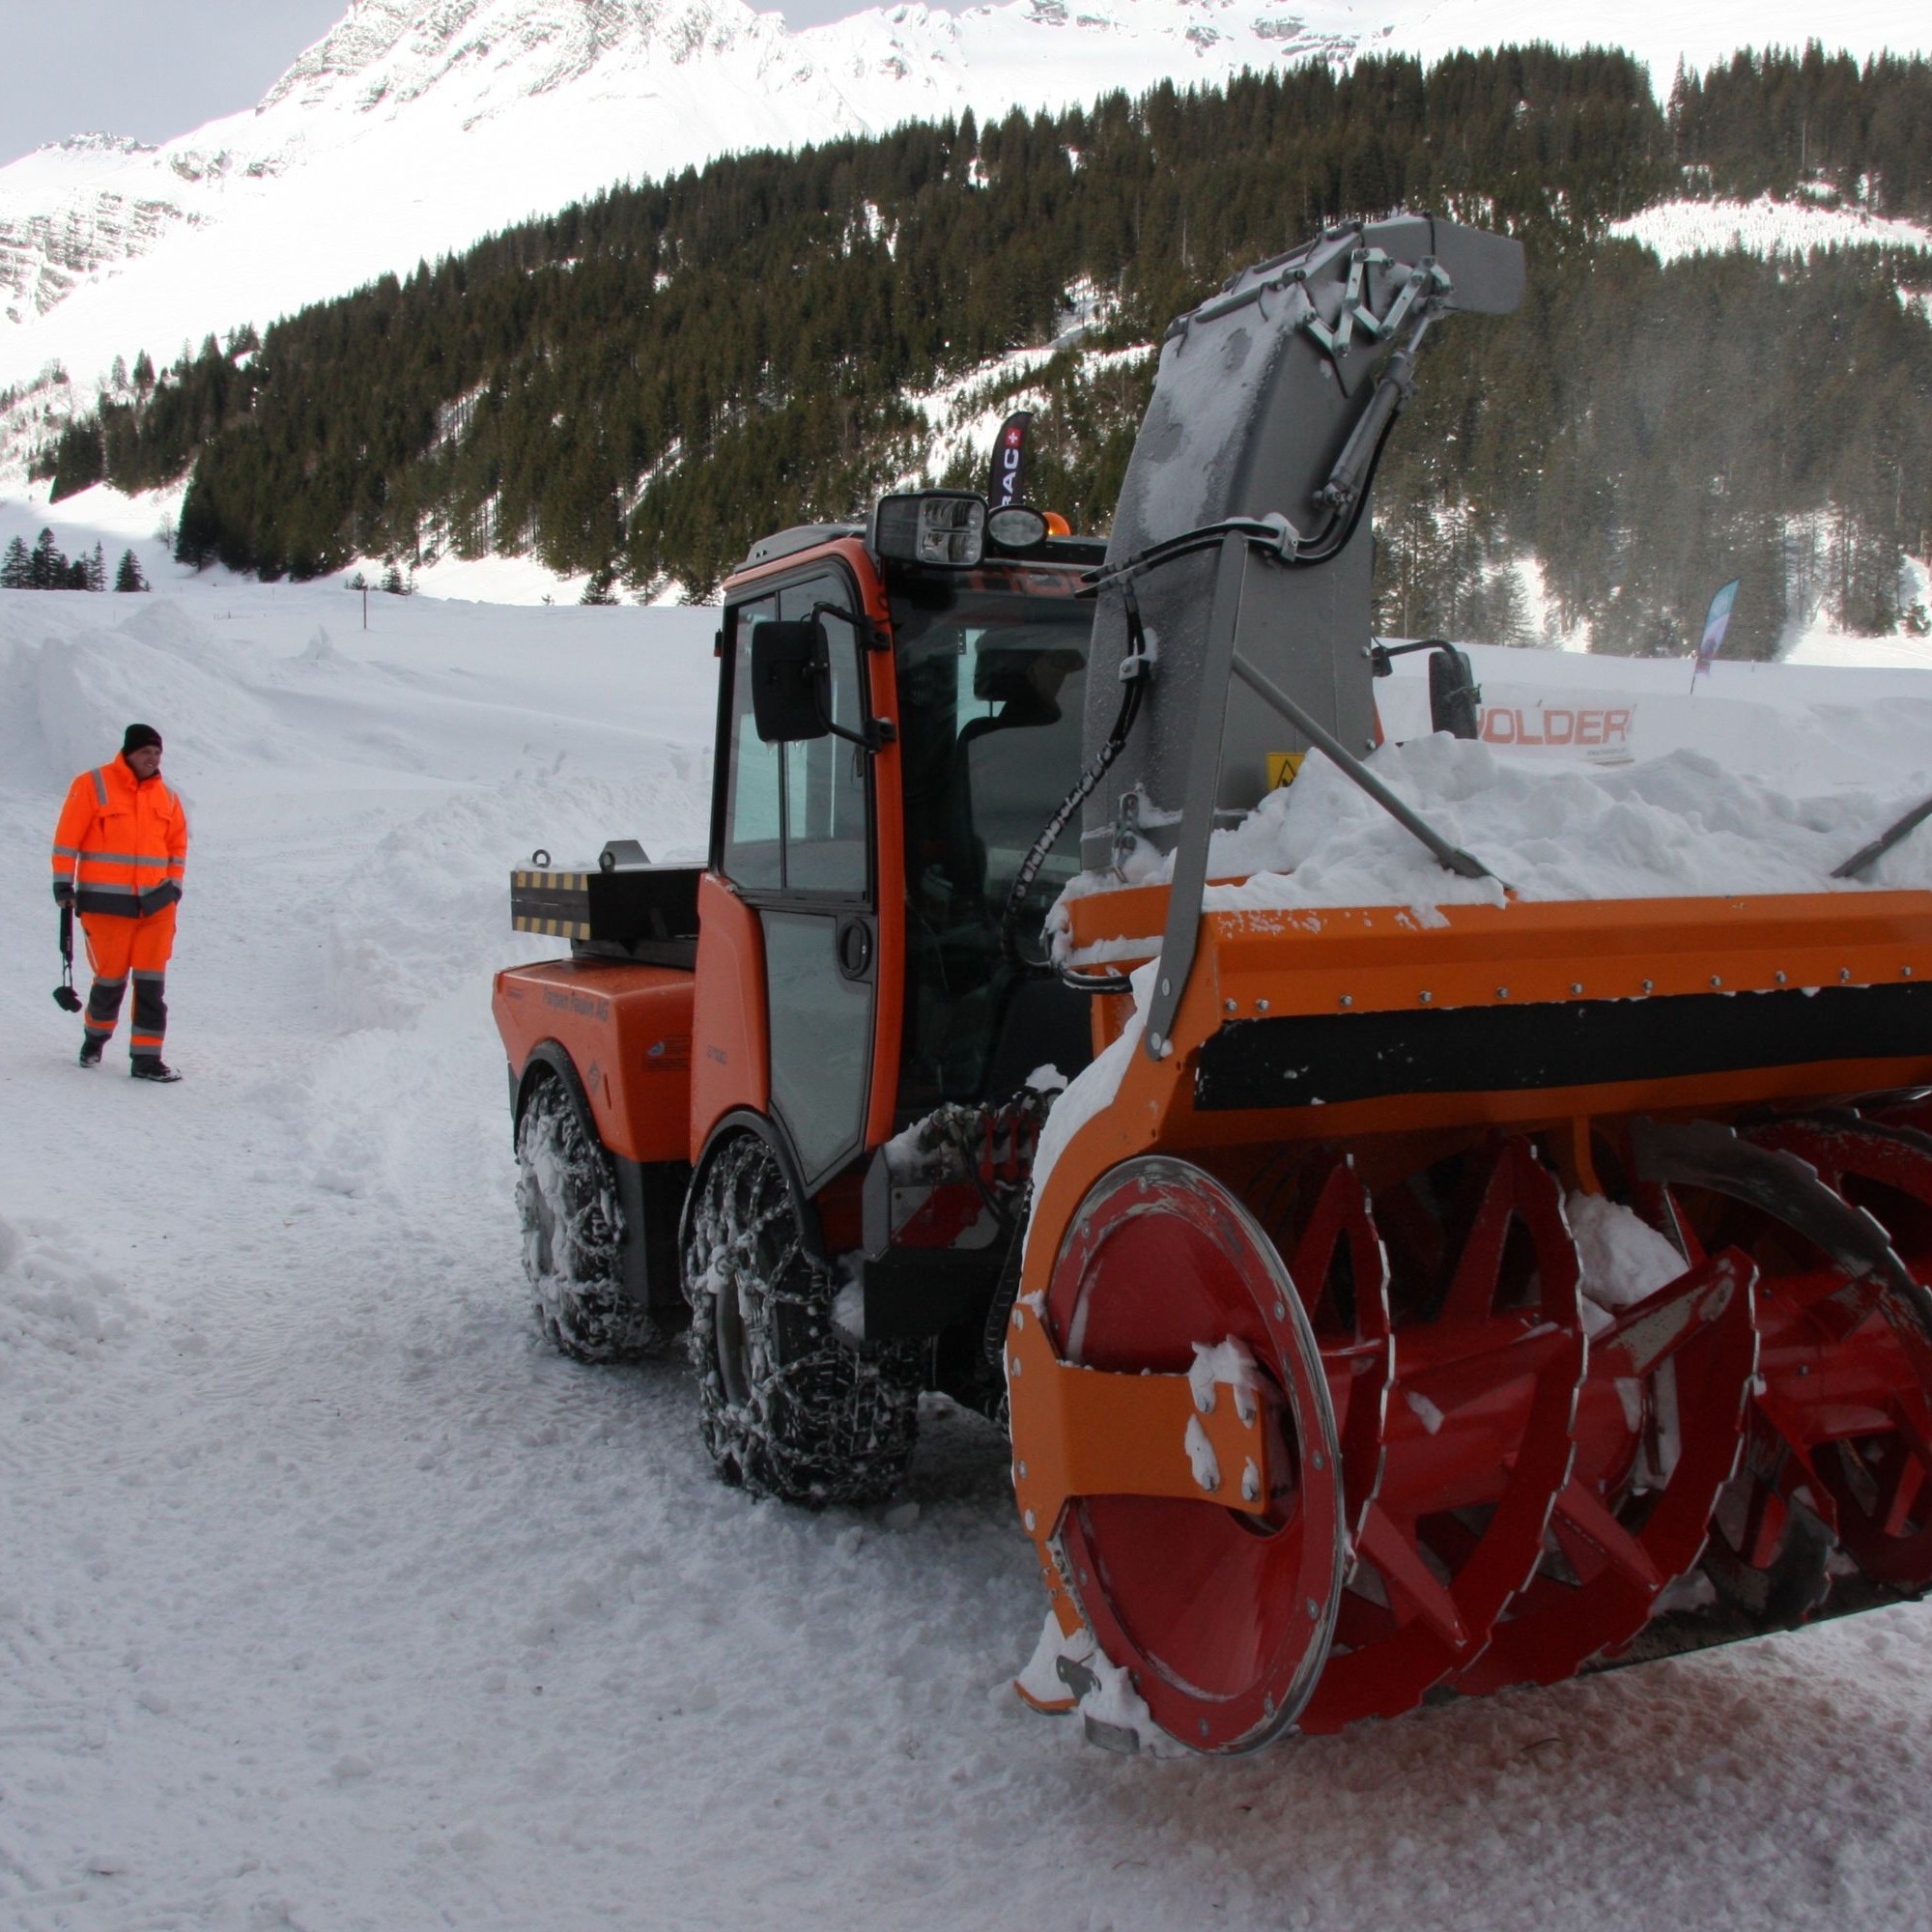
[1058,733,1932,941]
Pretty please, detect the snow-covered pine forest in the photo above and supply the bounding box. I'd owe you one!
[5,38,1930,655]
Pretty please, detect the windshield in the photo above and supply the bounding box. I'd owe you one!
[890,571,1094,1109]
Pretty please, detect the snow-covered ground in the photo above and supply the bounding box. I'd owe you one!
[6,579,1932,1928]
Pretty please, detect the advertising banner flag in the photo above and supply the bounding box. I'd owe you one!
[1691,579,1741,687]
[987,411,1033,511]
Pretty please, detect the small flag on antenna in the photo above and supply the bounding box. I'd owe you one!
[1692,579,1741,682]
[987,411,1033,511]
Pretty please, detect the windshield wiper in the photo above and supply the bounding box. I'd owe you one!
[1833,792,1932,881]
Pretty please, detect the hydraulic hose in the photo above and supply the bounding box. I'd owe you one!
[1083,312,1423,601]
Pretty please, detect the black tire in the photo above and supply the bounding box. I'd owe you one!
[682,1132,919,1505]
[515,1073,661,1362]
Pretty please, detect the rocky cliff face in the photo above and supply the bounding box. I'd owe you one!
[0,138,186,336]
[257,0,778,119]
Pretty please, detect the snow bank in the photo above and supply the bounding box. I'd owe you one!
[2,584,720,1104]
[0,593,290,791]
[0,1213,135,1367]
[323,770,705,1031]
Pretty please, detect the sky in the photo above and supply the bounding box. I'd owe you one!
[0,0,918,167]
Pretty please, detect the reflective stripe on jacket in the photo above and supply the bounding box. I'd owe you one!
[51,755,189,919]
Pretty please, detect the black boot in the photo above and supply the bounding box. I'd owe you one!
[129,1056,182,1083]
[78,1035,104,1067]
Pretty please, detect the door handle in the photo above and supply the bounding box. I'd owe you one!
[836,917,873,981]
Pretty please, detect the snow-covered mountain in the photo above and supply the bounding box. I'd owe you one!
[2,0,1927,407]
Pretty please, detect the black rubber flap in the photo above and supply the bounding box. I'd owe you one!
[1194,981,1932,1113]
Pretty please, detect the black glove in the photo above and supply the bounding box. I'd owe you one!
[53,880,74,908]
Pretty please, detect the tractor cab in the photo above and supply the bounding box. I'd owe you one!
[706,493,1106,1202]
[496,490,1110,1475]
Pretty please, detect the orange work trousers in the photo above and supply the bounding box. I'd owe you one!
[80,904,177,1057]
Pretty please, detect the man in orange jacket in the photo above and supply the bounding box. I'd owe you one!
[50,724,189,1081]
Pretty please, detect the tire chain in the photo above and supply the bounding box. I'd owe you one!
[683,1134,919,1506]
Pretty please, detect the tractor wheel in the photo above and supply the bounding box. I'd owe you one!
[515,1072,660,1362]
[681,1133,918,1507]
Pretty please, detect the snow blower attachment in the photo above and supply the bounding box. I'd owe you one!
[1003,216,1932,1751]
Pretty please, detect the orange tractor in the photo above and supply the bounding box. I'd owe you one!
[495,215,1932,1754]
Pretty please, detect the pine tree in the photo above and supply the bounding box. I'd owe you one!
[580,570,619,605]
[174,484,219,570]
[1,535,30,587]
[114,547,148,591]
[86,542,106,591]
[29,528,64,589]
[46,417,105,500]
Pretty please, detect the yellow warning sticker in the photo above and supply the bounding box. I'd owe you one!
[1266,753,1305,790]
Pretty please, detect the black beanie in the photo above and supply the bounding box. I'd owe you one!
[122,724,162,755]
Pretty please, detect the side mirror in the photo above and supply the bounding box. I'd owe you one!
[751,620,831,743]
[1428,645,1482,740]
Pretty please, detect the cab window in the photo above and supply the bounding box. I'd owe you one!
[722,594,782,890]
[720,573,871,898]
[778,578,868,896]
[890,580,1093,1108]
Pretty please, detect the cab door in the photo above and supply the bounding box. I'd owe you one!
[711,566,882,1191]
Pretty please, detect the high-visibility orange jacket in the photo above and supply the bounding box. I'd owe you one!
[50,755,188,918]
